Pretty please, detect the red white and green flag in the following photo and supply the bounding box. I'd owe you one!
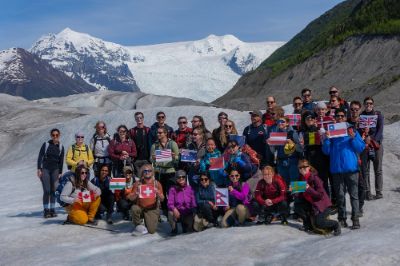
[110,178,126,191]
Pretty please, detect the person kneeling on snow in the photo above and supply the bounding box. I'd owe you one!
[254,166,288,225]
[127,164,164,235]
[293,160,341,236]
[90,164,114,224]
[168,170,197,235]
[60,165,101,225]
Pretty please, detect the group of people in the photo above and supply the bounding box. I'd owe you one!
[36,86,384,237]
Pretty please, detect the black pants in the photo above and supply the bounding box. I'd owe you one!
[197,203,221,224]
[156,172,176,214]
[97,190,115,216]
[314,208,339,231]
[117,198,133,215]
[358,171,366,211]
[295,197,338,231]
[253,200,289,219]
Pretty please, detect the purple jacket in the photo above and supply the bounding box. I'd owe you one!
[229,181,251,208]
[168,184,197,216]
[301,173,332,215]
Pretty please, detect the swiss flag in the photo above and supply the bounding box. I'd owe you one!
[139,185,156,199]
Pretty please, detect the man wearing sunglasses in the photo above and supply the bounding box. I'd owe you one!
[66,132,94,172]
[301,88,316,112]
[130,112,151,169]
[322,108,365,229]
[360,97,384,200]
[212,112,228,151]
[172,116,192,149]
[328,86,349,114]
[149,111,174,146]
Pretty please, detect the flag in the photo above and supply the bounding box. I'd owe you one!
[290,181,307,193]
[110,178,126,191]
[328,122,348,138]
[316,117,334,129]
[287,114,301,127]
[139,185,156,199]
[79,191,94,203]
[215,188,229,206]
[229,135,245,147]
[180,149,197,162]
[359,115,378,128]
[209,157,224,170]
[155,149,172,162]
[267,132,287,145]
[304,132,321,145]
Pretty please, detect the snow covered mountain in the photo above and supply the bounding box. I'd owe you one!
[30,28,284,102]
[0,48,97,100]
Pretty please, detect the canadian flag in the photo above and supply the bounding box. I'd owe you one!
[79,191,94,203]
[139,185,156,199]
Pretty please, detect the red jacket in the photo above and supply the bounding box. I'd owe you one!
[172,127,192,148]
[262,112,275,127]
[108,139,137,161]
[254,175,286,206]
[300,172,332,215]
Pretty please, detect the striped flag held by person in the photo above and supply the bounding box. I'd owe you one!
[155,149,172,162]
[328,122,348,138]
[110,178,126,191]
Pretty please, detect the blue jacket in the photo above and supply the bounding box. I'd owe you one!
[268,125,302,160]
[322,129,365,174]
[200,150,226,187]
[196,183,216,207]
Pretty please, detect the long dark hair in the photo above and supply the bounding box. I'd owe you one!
[74,165,89,189]
[115,125,129,142]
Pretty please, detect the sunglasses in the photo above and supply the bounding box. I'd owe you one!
[335,115,345,118]
[350,108,360,112]
[177,176,186,179]
[229,174,240,178]
[200,178,209,182]
[293,102,302,105]
[277,120,286,124]
[157,131,164,135]
[298,165,309,170]
[267,101,275,104]
[178,121,187,124]
[76,136,84,139]
[329,91,338,94]
[225,125,233,128]
[98,125,105,129]
[143,169,152,174]
[81,171,88,175]
[51,134,59,137]
[365,102,374,105]
[302,94,311,97]
[157,116,165,119]
[228,145,237,149]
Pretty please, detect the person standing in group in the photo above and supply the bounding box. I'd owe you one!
[128,164,164,235]
[262,96,277,127]
[149,111,174,146]
[185,127,206,186]
[108,125,137,178]
[191,115,212,139]
[218,119,239,152]
[360,97,384,200]
[301,88,316,112]
[327,95,342,118]
[150,126,179,214]
[292,96,303,114]
[322,108,365,229]
[66,132,94,172]
[130,112,151,170]
[173,116,192,149]
[90,121,111,177]
[199,138,225,187]
[37,128,65,218]
[328,86,349,114]
[212,112,228,151]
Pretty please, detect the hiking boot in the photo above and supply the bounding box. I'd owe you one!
[49,209,57,218]
[43,209,51,218]
[333,223,341,236]
[374,193,383,200]
[365,192,374,201]
[280,215,288,225]
[299,225,312,232]
[339,219,348,228]
[170,227,178,236]
[351,218,360,230]
[359,208,364,217]
[87,219,98,226]
[206,223,215,229]
[264,215,273,225]
[106,214,113,225]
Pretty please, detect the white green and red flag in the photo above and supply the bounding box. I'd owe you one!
[110,178,126,191]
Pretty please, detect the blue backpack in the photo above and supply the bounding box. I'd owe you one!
[55,171,76,207]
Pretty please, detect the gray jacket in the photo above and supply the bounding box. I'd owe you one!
[60,176,101,205]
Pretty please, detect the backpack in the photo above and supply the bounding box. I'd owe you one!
[40,141,63,168]
[241,144,260,166]
[67,144,89,170]
[92,134,111,157]
[55,171,76,207]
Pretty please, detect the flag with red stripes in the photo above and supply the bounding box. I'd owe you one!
[267,132,287,145]
[328,122,348,138]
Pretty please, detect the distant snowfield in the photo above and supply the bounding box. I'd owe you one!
[0,93,399,266]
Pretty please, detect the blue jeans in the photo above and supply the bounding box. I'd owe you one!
[332,172,360,220]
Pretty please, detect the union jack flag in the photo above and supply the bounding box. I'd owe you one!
[359,115,378,128]
[287,114,301,127]
[155,149,172,162]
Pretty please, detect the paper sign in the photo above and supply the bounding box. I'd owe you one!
[109,178,126,191]
[139,185,156,199]
[79,191,93,203]
[304,132,321,145]
[359,115,378,128]
[328,122,348,138]
[229,135,245,147]
[180,149,197,162]
[215,188,229,206]
[267,132,287,145]
[287,114,301,127]
[209,157,224,170]
[155,149,172,162]
[290,181,307,193]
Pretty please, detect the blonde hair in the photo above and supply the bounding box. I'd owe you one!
[219,119,238,148]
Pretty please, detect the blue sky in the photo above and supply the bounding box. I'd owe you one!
[0,0,343,50]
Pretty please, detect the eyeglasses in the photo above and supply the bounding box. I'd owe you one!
[157,115,165,119]
[76,136,84,139]
[229,174,240,178]
[119,130,127,133]
[218,116,228,120]
[98,125,105,129]
[178,121,187,124]
[143,169,152,174]
[267,101,275,104]
[302,94,311,97]
[335,115,345,118]
[177,176,186,179]
[192,133,199,136]
[225,124,233,128]
[157,131,164,135]
[350,108,360,112]
[298,165,309,170]
[51,134,59,137]
[200,178,209,182]
[228,145,237,149]
[365,102,374,105]
[191,120,200,123]
[329,91,338,94]
[81,171,88,175]
[293,102,302,105]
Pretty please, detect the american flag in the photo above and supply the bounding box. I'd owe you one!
[328,122,348,138]
[180,149,197,162]
[155,149,172,162]
[359,115,378,128]
[287,114,301,127]
[267,132,287,145]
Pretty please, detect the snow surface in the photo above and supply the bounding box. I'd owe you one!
[0,93,399,266]
[30,28,284,102]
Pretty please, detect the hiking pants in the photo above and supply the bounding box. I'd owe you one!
[222,204,249,227]
[277,157,299,187]
[66,197,101,225]
[198,203,218,224]
[294,197,312,229]
[314,208,339,231]
[97,190,115,216]
[332,172,360,220]
[360,146,383,196]
[41,168,59,207]
[168,211,194,233]
[131,205,160,234]
[156,172,176,214]
[262,201,289,219]
[117,198,133,216]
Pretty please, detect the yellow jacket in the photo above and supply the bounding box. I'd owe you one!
[66,143,94,172]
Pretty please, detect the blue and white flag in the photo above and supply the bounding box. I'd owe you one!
[180,149,197,162]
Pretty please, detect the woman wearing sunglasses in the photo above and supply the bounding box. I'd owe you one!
[66,131,94,172]
[293,160,341,236]
[225,140,253,182]
[37,128,65,218]
[222,169,252,227]
[185,127,207,186]
[218,119,238,152]
[60,165,101,225]
[108,125,137,178]
[199,138,225,187]
[194,173,219,231]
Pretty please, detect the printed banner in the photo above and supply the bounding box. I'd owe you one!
[287,114,301,127]
[109,178,126,191]
[139,185,156,199]
[359,115,378,128]
[180,149,197,162]
[229,135,245,147]
[328,122,348,138]
[155,149,172,162]
[215,188,229,207]
[290,181,307,193]
[209,157,224,170]
[267,132,287,145]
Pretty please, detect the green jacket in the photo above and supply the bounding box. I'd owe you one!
[151,139,179,174]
